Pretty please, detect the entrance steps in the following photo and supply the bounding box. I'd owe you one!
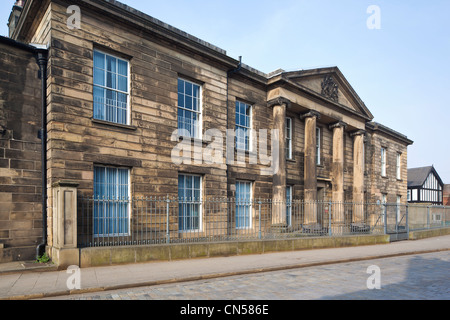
[389,232,409,242]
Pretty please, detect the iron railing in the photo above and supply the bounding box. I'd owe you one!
[78,197,434,248]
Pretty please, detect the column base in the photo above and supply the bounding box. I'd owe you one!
[350,223,371,234]
[271,224,289,234]
[51,247,80,269]
[302,223,328,235]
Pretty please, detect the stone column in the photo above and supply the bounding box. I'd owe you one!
[351,130,365,225]
[51,181,79,268]
[268,97,291,229]
[300,111,321,226]
[329,121,347,224]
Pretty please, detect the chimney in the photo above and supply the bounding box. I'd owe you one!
[8,1,26,38]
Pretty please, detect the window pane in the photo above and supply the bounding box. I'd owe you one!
[118,59,127,76]
[194,175,200,190]
[117,93,128,125]
[94,51,105,70]
[245,105,251,117]
[185,95,193,110]
[178,79,185,94]
[185,175,193,193]
[94,67,105,86]
[106,71,116,89]
[105,89,117,123]
[240,103,245,115]
[179,175,185,198]
[93,86,105,120]
[193,97,200,112]
[185,82,192,96]
[286,186,292,226]
[106,55,117,73]
[193,84,200,99]
[178,91,185,108]
[118,75,127,92]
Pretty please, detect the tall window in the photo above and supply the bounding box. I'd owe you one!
[396,153,402,180]
[381,147,387,177]
[236,181,252,229]
[178,174,202,232]
[316,127,321,165]
[286,186,292,226]
[93,50,129,125]
[178,78,202,138]
[286,118,293,159]
[93,166,130,237]
[235,101,252,151]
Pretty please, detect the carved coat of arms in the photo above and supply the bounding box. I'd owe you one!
[321,75,339,103]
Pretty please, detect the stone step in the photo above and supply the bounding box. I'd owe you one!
[389,232,409,242]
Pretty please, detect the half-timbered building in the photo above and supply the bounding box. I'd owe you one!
[407,166,444,205]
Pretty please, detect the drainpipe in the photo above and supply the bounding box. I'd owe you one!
[35,48,48,259]
[226,56,242,192]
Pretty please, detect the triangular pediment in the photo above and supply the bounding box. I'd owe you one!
[283,67,374,120]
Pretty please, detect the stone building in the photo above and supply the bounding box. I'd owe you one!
[0,35,47,262]
[1,0,413,263]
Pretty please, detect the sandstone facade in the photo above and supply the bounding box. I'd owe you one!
[1,0,413,262]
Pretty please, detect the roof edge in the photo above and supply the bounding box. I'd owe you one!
[366,122,413,146]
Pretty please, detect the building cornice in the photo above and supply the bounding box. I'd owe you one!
[366,122,413,146]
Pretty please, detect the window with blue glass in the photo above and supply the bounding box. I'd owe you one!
[286,117,293,159]
[178,174,202,232]
[93,50,129,125]
[286,186,292,226]
[236,181,252,229]
[178,78,202,138]
[235,101,252,151]
[93,166,130,237]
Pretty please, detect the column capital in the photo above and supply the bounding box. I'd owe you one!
[52,180,80,188]
[350,129,366,137]
[300,110,321,121]
[329,121,347,130]
[267,97,291,109]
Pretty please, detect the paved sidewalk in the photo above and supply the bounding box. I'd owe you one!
[1,235,449,300]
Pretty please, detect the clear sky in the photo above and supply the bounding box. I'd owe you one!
[1,0,449,183]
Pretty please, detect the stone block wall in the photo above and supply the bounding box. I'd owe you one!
[0,41,42,262]
[365,127,409,204]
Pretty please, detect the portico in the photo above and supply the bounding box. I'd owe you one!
[267,67,373,227]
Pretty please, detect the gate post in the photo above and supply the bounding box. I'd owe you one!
[50,181,79,269]
[328,201,332,236]
[166,197,170,244]
[406,204,409,235]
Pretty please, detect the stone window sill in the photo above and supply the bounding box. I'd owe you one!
[92,118,137,131]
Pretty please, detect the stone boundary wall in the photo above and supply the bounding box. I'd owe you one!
[79,234,390,268]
